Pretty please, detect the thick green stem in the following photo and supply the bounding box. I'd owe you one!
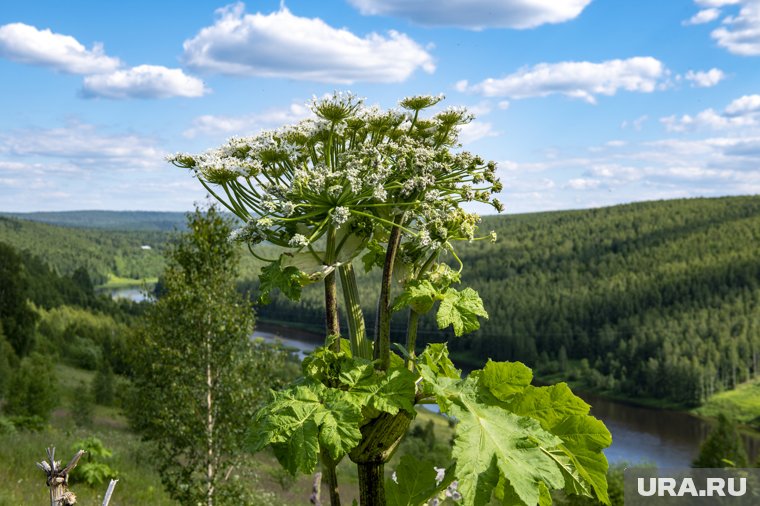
[324,226,341,350]
[322,225,341,506]
[374,218,403,370]
[321,454,341,506]
[358,463,385,506]
[339,263,372,359]
[405,310,419,370]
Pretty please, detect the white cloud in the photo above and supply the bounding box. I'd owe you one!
[683,8,722,25]
[81,65,208,99]
[0,22,120,74]
[621,115,649,131]
[183,102,311,138]
[459,57,666,103]
[182,3,435,83]
[688,1,760,55]
[458,121,498,144]
[725,94,760,115]
[661,94,760,131]
[346,0,592,29]
[684,68,725,87]
[712,1,760,55]
[0,122,164,169]
[566,178,602,190]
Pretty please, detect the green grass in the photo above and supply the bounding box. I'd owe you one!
[694,377,760,428]
[2,364,461,505]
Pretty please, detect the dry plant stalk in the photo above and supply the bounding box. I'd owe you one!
[36,447,118,506]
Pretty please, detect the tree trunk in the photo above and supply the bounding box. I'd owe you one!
[206,334,215,506]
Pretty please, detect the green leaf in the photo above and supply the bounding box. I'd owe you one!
[251,382,364,474]
[386,456,453,506]
[450,394,564,506]
[508,383,590,429]
[315,389,364,460]
[416,344,461,411]
[418,343,460,380]
[480,360,532,400]
[508,384,611,505]
[547,416,611,505]
[436,287,488,336]
[361,240,385,272]
[348,367,417,415]
[392,280,438,314]
[258,258,308,303]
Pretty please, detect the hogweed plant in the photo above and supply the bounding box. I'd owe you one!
[170,92,612,506]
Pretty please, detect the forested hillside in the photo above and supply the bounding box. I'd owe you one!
[0,216,169,283]
[0,210,189,231]
[250,196,760,406]
[3,196,759,407]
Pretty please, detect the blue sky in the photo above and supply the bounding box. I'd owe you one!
[1,0,759,214]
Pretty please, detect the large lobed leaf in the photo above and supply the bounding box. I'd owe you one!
[419,348,612,506]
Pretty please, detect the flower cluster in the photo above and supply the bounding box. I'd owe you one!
[169,92,503,273]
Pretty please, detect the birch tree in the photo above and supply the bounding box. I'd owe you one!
[128,205,287,505]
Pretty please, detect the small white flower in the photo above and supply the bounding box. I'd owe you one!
[288,234,309,248]
[332,206,351,227]
[434,467,446,485]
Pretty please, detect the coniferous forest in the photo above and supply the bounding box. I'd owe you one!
[246,195,760,407]
[4,195,760,409]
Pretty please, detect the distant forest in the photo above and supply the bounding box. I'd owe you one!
[244,196,760,406]
[2,195,760,406]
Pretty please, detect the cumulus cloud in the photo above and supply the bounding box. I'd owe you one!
[0,121,206,211]
[346,0,592,29]
[0,22,120,74]
[499,133,760,212]
[566,178,602,190]
[683,8,722,25]
[184,102,311,138]
[81,65,208,99]
[687,1,760,55]
[661,94,760,131]
[182,3,434,83]
[458,121,498,144]
[0,122,164,169]
[458,57,666,104]
[684,68,725,87]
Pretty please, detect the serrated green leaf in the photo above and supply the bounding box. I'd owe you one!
[386,455,453,506]
[251,381,365,475]
[258,258,308,303]
[417,344,461,411]
[315,389,364,460]
[271,418,320,475]
[450,395,564,506]
[436,287,488,336]
[480,360,532,400]
[348,367,416,415]
[392,280,438,314]
[508,383,590,429]
[419,343,460,380]
[362,240,385,272]
[546,416,611,505]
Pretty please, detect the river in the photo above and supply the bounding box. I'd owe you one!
[109,288,760,468]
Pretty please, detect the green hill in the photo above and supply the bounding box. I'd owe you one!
[0,216,170,283]
[0,210,189,231]
[3,197,760,408]
[250,195,760,407]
